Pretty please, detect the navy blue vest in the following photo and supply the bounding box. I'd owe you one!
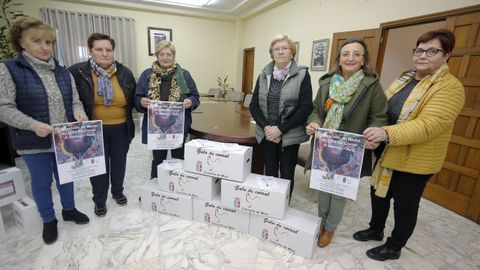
[4,54,74,150]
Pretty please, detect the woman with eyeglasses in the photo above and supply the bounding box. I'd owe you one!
[353,29,465,261]
[250,34,313,200]
[305,38,388,247]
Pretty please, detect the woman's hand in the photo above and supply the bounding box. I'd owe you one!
[264,125,282,142]
[271,136,281,144]
[35,122,54,137]
[183,98,192,109]
[363,127,387,143]
[364,139,380,150]
[140,97,150,108]
[74,113,88,122]
[306,122,320,135]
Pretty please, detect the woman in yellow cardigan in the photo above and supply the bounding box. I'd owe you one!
[353,29,465,261]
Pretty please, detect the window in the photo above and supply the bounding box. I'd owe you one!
[42,8,136,73]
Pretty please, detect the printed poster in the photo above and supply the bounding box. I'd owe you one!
[309,128,365,200]
[53,120,106,184]
[147,101,185,150]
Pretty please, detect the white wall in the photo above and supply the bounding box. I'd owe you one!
[19,0,237,93]
[17,0,479,93]
[238,0,479,93]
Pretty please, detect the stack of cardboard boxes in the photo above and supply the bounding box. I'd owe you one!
[0,167,42,238]
[141,139,321,258]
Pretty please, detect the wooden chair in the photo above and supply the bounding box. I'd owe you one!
[226,91,244,102]
[297,142,310,168]
[297,142,318,202]
[243,94,253,107]
[208,88,220,98]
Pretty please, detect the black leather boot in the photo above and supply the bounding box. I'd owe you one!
[43,218,58,245]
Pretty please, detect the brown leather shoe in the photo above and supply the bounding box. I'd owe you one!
[317,226,325,247]
[318,229,334,247]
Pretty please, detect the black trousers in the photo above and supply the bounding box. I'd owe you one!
[91,123,130,206]
[369,170,432,251]
[261,139,299,198]
[150,143,185,178]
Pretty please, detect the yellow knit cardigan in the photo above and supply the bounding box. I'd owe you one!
[381,67,465,174]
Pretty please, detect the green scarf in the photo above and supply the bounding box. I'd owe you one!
[147,62,190,101]
[323,70,365,129]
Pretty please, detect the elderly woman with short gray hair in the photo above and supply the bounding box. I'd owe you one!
[250,34,313,200]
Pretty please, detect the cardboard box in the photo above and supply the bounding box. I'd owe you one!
[0,211,6,239]
[158,159,221,200]
[249,208,321,258]
[0,167,26,207]
[184,139,252,182]
[13,197,43,236]
[192,196,250,233]
[140,180,193,220]
[221,173,290,219]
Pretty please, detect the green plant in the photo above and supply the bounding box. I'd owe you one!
[0,0,25,59]
[217,75,230,91]
[217,75,232,98]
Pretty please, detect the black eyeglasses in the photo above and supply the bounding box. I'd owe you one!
[412,47,446,57]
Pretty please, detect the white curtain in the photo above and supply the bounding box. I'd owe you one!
[42,8,136,74]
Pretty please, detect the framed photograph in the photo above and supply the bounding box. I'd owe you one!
[311,38,329,71]
[148,27,172,56]
[294,41,300,62]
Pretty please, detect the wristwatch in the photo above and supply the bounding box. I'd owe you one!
[383,128,390,144]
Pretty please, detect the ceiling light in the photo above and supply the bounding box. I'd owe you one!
[149,0,212,7]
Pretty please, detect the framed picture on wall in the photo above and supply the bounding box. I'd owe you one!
[148,27,172,56]
[294,41,300,62]
[311,38,329,71]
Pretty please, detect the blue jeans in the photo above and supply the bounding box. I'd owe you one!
[22,152,75,223]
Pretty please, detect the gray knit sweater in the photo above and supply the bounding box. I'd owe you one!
[0,51,85,154]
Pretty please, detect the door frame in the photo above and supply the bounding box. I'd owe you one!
[375,4,480,75]
[329,29,381,73]
[242,47,255,95]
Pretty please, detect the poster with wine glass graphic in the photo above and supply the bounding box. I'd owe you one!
[147,101,185,150]
[309,128,365,200]
[52,120,106,184]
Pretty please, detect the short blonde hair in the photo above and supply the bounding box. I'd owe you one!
[8,17,55,53]
[155,40,176,57]
[269,34,296,59]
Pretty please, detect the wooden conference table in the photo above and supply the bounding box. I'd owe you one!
[189,101,264,174]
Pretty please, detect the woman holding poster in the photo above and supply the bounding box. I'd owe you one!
[0,18,90,244]
[135,40,200,180]
[305,38,387,247]
[70,33,136,218]
[354,29,464,261]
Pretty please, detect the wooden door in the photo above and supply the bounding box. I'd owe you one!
[329,29,381,72]
[422,10,480,223]
[242,48,255,95]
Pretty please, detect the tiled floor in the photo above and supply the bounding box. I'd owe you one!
[1,119,479,269]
